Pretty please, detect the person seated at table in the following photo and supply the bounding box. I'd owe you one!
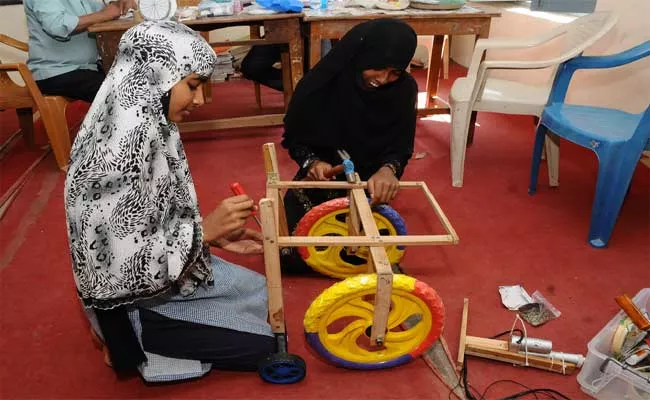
[240,40,333,92]
[64,21,274,382]
[24,0,136,102]
[280,18,418,271]
[240,44,285,92]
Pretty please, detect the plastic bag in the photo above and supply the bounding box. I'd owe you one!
[256,0,304,13]
[517,290,561,327]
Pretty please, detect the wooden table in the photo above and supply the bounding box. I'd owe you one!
[88,14,304,132]
[303,6,500,116]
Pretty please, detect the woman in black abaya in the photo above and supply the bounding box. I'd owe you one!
[281,18,418,272]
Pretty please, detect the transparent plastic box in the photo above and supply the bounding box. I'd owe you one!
[576,288,650,399]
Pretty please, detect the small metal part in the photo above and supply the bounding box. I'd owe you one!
[509,335,553,354]
[526,351,585,367]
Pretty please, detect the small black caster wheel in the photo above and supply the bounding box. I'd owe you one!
[258,352,307,384]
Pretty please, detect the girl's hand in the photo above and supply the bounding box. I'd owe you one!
[368,166,399,205]
[201,195,254,243]
[307,161,334,181]
[209,228,264,254]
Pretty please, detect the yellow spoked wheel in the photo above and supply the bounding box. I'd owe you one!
[304,274,444,369]
[294,198,407,279]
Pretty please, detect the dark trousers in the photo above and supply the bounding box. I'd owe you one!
[240,39,331,92]
[240,44,285,92]
[35,68,105,103]
[139,309,275,371]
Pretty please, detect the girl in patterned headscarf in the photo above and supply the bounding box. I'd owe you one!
[64,21,273,382]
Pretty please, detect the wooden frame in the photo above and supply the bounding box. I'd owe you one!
[457,299,579,375]
[260,143,458,346]
[88,13,304,132]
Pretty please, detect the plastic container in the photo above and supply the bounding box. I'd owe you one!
[577,288,650,399]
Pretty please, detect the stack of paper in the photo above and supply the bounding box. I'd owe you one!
[211,51,235,82]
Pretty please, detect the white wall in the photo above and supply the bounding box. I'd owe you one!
[452,0,650,112]
[0,4,29,62]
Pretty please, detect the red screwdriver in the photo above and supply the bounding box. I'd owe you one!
[230,182,262,227]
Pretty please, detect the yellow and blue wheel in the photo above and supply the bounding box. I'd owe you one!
[304,274,444,370]
[294,198,407,279]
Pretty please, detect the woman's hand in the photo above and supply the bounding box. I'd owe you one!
[368,166,399,205]
[307,161,334,181]
[210,228,264,255]
[201,195,254,244]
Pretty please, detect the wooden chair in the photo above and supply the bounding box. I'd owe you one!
[0,33,72,170]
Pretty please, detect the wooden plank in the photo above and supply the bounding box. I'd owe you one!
[263,142,280,176]
[209,38,288,47]
[179,114,284,132]
[457,298,469,371]
[419,182,459,243]
[276,190,289,237]
[277,234,456,247]
[349,187,393,345]
[269,180,423,189]
[347,189,361,260]
[465,336,578,375]
[259,199,285,334]
[263,143,288,236]
[303,10,500,22]
[88,13,303,33]
[370,272,393,346]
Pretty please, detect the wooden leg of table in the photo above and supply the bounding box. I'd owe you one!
[425,35,445,109]
[249,24,263,109]
[280,51,292,110]
[260,199,286,334]
[254,83,262,109]
[443,35,450,80]
[288,22,304,91]
[308,26,321,70]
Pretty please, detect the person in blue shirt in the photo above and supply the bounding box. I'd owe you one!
[24,0,136,102]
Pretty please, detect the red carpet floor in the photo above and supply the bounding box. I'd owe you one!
[1,66,648,399]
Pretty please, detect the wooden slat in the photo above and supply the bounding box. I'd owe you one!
[419,182,459,243]
[277,234,456,246]
[0,34,28,52]
[259,199,285,334]
[263,142,280,176]
[347,189,361,260]
[268,180,423,189]
[88,13,303,33]
[457,298,469,371]
[465,336,578,375]
[263,143,288,236]
[349,187,393,345]
[179,114,284,132]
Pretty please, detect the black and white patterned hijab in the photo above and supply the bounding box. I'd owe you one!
[64,21,217,309]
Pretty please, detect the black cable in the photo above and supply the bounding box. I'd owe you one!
[447,355,573,400]
[479,379,538,400]
[500,388,572,400]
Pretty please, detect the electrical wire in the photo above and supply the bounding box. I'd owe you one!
[447,329,573,400]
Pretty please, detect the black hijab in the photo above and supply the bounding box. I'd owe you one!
[282,18,418,179]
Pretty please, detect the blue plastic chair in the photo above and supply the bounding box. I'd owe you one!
[529,40,650,248]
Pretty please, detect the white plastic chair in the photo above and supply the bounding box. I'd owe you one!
[449,11,618,187]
